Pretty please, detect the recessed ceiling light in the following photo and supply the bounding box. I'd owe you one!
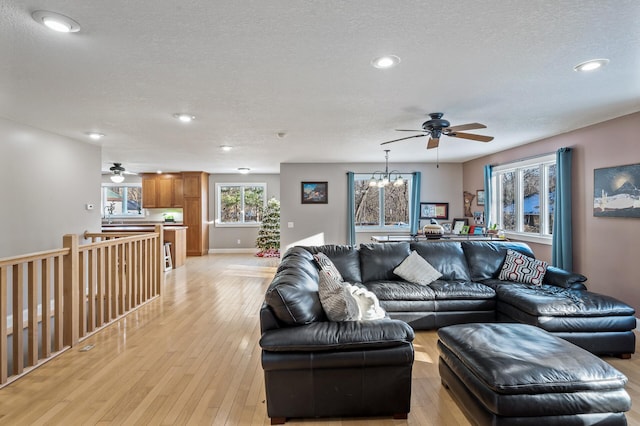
[238,168,250,174]
[574,59,609,72]
[156,170,163,174]
[220,145,233,151]
[173,113,195,123]
[86,132,104,140]
[32,10,81,33]
[371,55,401,69]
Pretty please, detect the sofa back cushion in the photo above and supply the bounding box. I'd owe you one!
[359,242,410,283]
[410,242,471,281]
[462,241,534,281]
[265,247,326,325]
[301,245,362,283]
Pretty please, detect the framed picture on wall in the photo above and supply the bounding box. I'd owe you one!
[301,181,328,204]
[476,190,485,206]
[420,202,449,220]
[593,163,640,218]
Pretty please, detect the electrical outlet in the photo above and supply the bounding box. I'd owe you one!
[237,239,241,245]
[288,222,294,228]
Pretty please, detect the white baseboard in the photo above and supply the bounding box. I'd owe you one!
[209,248,260,254]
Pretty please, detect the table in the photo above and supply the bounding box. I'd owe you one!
[371,234,506,243]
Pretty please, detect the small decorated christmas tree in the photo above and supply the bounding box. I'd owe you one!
[256,197,280,257]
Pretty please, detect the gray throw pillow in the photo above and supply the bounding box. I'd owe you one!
[393,250,442,286]
[313,252,343,281]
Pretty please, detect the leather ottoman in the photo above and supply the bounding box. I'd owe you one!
[437,323,631,425]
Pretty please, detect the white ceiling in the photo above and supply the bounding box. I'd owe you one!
[2,1,639,174]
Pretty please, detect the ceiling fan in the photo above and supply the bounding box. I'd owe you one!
[381,112,494,149]
[108,162,135,183]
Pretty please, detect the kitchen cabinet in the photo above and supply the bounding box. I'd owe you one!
[182,172,209,256]
[141,173,183,208]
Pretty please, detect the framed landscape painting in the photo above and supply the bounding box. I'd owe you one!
[593,163,640,218]
[301,181,328,204]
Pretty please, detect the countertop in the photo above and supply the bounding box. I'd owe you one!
[101,224,187,232]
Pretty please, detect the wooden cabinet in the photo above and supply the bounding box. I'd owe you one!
[141,173,183,208]
[182,172,209,256]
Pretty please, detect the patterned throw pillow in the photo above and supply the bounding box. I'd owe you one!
[313,252,343,281]
[498,249,548,286]
[318,269,359,321]
[393,250,442,286]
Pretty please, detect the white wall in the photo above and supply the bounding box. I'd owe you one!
[208,173,280,251]
[280,162,463,250]
[0,118,102,257]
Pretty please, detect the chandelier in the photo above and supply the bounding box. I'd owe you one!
[368,150,405,188]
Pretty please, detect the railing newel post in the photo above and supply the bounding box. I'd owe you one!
[63,234,79,347]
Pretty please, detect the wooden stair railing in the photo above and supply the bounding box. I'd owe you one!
[0,225,164,388]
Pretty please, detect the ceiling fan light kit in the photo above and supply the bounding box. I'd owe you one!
[109,162,126,183]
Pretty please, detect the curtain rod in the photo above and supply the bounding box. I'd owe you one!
[490,149,560,167]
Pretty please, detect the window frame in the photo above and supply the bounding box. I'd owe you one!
[101,182,144,218]
[215,182,267,228]
[353,173,414,233]
[491,153,556,244]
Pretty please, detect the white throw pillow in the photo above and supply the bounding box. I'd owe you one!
[393,250,442,286]
[318,269,359,321]
[345,284,386,320]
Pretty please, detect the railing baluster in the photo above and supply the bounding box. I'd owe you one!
[42,257,51,358]
[12,264,24,375]
[0,266,8,383]
[27,261,38,367]
[87,248,96,333]
[54,255,63,351]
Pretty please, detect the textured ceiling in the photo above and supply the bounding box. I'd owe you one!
[2,1,639,174]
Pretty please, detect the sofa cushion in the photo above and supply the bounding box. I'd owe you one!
[496,283,636,317]
[302,245,362,283]
[410,242,471,281]
[544,265,588,289]
[393,251,442,285]
[265,247,326,325]
[462,241,535,281]
[498,249,548,286]
[359,243,410,283]
[365,280,436,301]
[428,280,496,300]
[318,269,360,321]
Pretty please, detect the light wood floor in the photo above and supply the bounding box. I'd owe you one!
[0,254,637,425]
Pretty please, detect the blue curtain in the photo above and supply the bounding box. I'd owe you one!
[347,172,356,245]
[551,147,573,270]
[410,172,421,235]
[483,164,492,227]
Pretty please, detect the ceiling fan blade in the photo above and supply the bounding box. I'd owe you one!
[380,134,427,145]
[446,122,486,132]
[427,137,440,149]
[449,132,494,142]
[395,129,427,132]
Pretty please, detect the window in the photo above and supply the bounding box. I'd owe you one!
[353,174,413,231]
[492,154,556,241]
[101,183,143,217]
[215,183,266,226]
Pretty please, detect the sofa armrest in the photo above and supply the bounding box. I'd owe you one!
[260,319,414,352]
[544,266,587,290]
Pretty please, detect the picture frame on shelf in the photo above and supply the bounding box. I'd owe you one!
[459,225,470,235]
[301,181,328,204]
[442,222,452,233]
[476,190,485,206]
[452,218,469,234]
[420,202,449,220]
